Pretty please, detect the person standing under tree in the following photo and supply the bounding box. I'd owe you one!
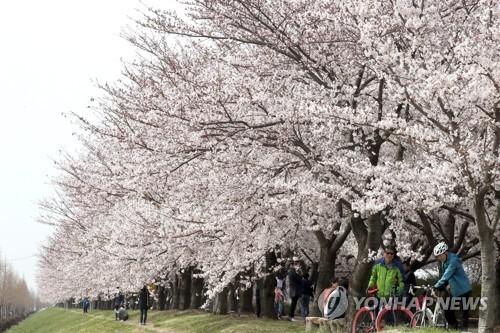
[138,285,150,325]
[433,242,472,331]
[300,271,314,319]
[274,266,287,319]
[82,297,90,314]
[288,257,303,321]
[114,287,125,321]
[368,246,405,302]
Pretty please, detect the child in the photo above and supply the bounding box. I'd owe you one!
[274,286,285,319]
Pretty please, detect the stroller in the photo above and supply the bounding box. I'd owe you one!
[116,306,129,321]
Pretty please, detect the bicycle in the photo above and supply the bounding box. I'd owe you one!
[409,285,448,329]
[351,287,413,333]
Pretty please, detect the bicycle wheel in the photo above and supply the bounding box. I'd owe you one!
[352,307,375,333]
[411,310,430,328]
[434,308,448,329]
[375,306,413,331]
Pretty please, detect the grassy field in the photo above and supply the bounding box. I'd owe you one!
[7,308,313,333]
[8,308,481,333]
[7,308,156,333]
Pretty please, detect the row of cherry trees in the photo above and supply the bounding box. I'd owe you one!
[37,1,498,331]
[0,255,38,319]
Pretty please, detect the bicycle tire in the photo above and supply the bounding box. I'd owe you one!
[375,306,413,331]
[411,310,431,328]
[352,306,375,333]
[433,308,448,329]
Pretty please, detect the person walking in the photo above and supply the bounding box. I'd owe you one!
[138,285,150,325]
[113,288,125,321]
[300,271,314,319]
[274,266,286,319]
[274,285,285,319]
[82,297,90,314]
[433,242,472,330]
[288,258,303,321]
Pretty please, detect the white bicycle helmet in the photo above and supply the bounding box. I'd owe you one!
[433,242,448,256]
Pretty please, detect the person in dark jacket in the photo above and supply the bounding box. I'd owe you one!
[114,288,125,321]
[300,271,314,319]
[288,258,303,321]
[82,297,90,314]
[138,285,150,325]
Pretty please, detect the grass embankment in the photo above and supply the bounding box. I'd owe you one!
[7,308,155,333]
[7,307,311,333]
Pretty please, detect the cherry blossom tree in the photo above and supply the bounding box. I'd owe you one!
[349,1,499,330]
[37,1,498,330]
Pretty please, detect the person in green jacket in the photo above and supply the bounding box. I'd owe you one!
[368,246,405,299]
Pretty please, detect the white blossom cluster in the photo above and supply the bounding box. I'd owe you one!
[37,0,498,308]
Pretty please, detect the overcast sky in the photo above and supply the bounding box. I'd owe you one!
[0,0,182,292]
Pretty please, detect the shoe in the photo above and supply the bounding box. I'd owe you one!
[290,317,297,322]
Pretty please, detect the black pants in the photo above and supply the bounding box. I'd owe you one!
[140,308,148,324]
[290,296,300,318]
[255,293,261,317]
[444,291,471,330]
[114,306,120,320]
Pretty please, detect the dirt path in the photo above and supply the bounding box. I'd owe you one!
[85,312,176,333]
[122,320,174,333]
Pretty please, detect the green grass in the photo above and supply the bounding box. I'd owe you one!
[7,308,156,333]
[146,310,310,333]
[389,328,452,333]
[10,308,479,333]
[7,308,316,333]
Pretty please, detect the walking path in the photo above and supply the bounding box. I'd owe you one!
[122,320,174,333]
[86,312,175,333]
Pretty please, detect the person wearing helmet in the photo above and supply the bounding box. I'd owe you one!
[433,241,472,330]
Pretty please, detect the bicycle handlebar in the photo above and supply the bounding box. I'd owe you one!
[410,284,433,290]
[408,284,438,297]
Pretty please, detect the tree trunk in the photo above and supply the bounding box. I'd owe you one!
[228,284,237,313]
[442,211,456,249]
[475,193,497,333]
[262,274,276,318]
[347,213,383,321]
[213,288,228,315]
[178,268,192,310]
[312,247,336,316]
[171,275,180,310]
[158,284,166,310]
[190,273,204,309]
[261,251,277,318]
[240,285,253,313]
[496,253,500,326]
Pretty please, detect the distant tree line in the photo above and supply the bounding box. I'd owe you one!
[0,254,43,331]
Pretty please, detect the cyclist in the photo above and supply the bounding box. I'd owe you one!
[368,246,405,313]
[433,242,472,330]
